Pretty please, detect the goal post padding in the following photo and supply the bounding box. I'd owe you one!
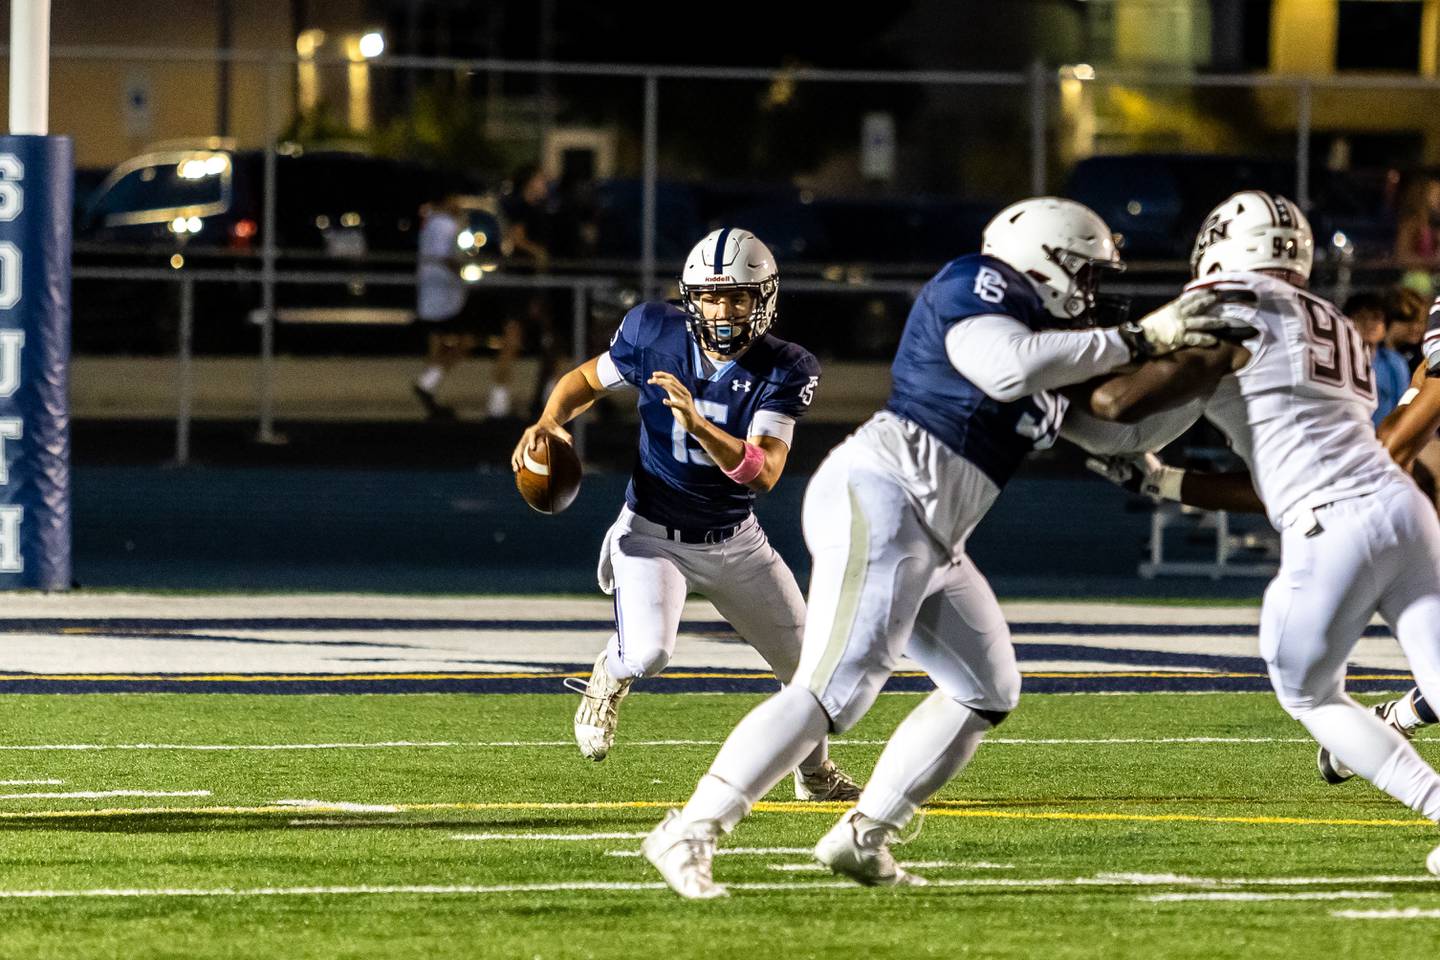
[0,134,72,590]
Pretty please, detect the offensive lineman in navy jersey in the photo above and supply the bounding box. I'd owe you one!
[642,199,1222,899]
[511,228,860,802]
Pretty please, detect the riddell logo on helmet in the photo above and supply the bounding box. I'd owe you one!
[706,275,733,283]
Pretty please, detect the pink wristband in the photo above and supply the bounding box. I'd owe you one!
[723,442,766,484]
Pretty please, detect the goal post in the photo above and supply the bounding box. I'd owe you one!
[1,0,72,589]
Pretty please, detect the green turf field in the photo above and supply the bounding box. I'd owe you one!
[0,690,1434,958]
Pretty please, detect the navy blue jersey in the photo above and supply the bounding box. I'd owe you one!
[886,254,1066,487]
[607,302,821,528]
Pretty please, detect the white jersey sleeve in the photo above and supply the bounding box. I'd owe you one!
[944,314,1131,403]
[1424,296,1440,374]
[1192,271,1397,526]
[1060,399,1206,456]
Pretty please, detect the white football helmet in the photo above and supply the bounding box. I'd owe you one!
[981,197,1125,326]
[1190,190,1313,282]
[679,228,779,355]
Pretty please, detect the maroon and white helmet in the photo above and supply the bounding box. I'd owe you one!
[1191,190,1313,281]
[679,228,779,354]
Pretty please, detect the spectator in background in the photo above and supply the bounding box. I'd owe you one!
[1347,291,1406,427]
[1395,174,1440,297]
[413,195,467,420]
[413,194,522,420]
[503,165,562,416]
[505,165,557,270]
[1385,285,1428,370]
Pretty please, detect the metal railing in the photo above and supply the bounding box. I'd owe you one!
[34,49,1439,467]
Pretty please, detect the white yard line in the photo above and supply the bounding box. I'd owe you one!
[768,861,967,873]
[0,790,209,800]
[0,741,470,752]
[288,818,458,827]
[1334,907,1440,920]
[0,873,1427,901]
[607,847,816,858]
[451,832,649,842]
[1143,891,1393,902]
[0,736,1322,752]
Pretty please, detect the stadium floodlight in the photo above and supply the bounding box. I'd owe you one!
[358,32,385,59]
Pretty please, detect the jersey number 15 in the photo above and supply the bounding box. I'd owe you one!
[672,399,729,465]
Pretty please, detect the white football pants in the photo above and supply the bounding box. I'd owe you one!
[793,447,1022,733]
[1263,475,1440,819]
[598,506,807,682]
[1263,476,1440,712]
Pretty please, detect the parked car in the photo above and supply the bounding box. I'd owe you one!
[73,143,489,353]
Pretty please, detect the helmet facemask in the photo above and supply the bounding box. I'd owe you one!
[680,277,778,356]
[1033,244,1129,328]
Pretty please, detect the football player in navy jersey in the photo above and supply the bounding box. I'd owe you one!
[641,198,1221,899]
[511,227,860,803]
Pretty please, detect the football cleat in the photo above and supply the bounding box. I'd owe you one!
[562,651,633,762]
[1317,700,1415,785]
[813,809,928,887]
[794,759,863,802]
[642,809,728,900]
[1427,843,1440,878]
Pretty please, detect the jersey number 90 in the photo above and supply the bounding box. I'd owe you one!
[1300,294,1374,400]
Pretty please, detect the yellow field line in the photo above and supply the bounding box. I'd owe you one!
[0,671,1414,682]
[0,799,1427,829]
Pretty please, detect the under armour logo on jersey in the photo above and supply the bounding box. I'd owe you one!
[731,380,753,393]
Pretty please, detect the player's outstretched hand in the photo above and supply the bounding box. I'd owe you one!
[1085,454,1146,495]
[648,372,705,433]
[512,419,573,472]
[1127,296,1220,357]
[1085,451,1179,503]
[1176,286,1260,343]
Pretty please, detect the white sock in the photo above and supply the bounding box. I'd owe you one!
[602,636,632,681]
[1301,701,1440,819]
[798,735,829,775]
[416,366,444,393]
[1373,745,1440,821]
[680,775,751,833]
[681,685,830,831]
[856,691,996,828]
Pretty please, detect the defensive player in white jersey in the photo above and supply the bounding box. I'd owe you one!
[512,228,860,803]
[1081,190,1440,875]
[639,198,1217,899]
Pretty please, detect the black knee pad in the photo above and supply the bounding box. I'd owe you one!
[974,707,1010,728]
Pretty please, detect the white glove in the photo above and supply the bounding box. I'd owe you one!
[1127,291,1220,356]
[1085,451,1185,502]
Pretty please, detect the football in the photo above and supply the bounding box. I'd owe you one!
[515,433,583,514]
